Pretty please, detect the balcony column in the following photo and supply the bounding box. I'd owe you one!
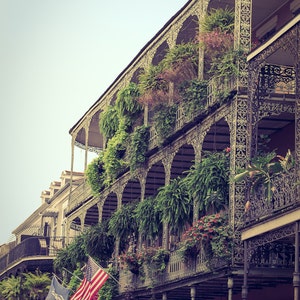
[162,149,176,249]
[228,276,233,300]
[190,286,196,300]
[295,23,300,186]
[293,221,300,300]
[84,117,92,171]
[234,0,252,87]
[162,292,167,300]
[242,240,248,300]
[194,0,208,80]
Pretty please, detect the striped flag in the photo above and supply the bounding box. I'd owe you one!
[70,256,109,300]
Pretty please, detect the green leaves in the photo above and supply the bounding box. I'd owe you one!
[184,150,230,214]
[156,177,192,235]
[129,125,150,172]
[234,150,294,201]
[201,8,235,34]
[135,196,162,241]
[153,103,177,143]
[99,105,119,139]
[85,153,105,195]
[108,202,138,243]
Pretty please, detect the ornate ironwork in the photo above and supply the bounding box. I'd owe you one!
[244,170,298,224]
[258,64,295,96]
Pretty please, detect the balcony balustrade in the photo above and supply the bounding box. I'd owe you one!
[244,169,299,225]
[67,181,93,214]
[0,236,66,275]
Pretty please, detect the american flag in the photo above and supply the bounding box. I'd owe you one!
[70,256,109,300]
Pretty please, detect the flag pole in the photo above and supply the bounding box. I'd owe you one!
[90,256,120,286]
[62,267,83,281]
[52,273,75,293]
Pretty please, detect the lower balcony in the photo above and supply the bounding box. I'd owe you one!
[0,236,67,280]
[118,243,294,299]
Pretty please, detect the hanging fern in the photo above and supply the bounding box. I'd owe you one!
[108,202,138,243]
[155,177,192,235]
[201,8,235,33]
[184,150,230,215]
[99,105,119,140]
[102,130,129,185]
[116,82,143,118]
[134,196,162,241]
[129,125,150,172]
[85,153,105,195]
[153,104,177,144]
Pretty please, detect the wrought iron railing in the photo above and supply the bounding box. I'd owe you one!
[119,249,220,293]
[0,236,67,275]
[258,64,296,96]
[67,181,93,214]
[244,169,299,225]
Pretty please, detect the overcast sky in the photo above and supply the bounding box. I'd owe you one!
[0,0,188,245]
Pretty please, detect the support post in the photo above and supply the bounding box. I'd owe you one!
[228,277,233,300]
[242,240,248,300]
[294,221,299,300]
[190,286,196,300]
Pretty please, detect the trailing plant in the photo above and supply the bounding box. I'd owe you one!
[54,234,87,276]
[208,48,244,80]
[177,213,232,262]
[115,83,143,132]
[108,202,138,245]
[85,153,105,195]
[138,64,169,107]
[99,266,119,300]
[201,8,235,33]
[119,250,144,275]
[99,105,119,140]
[179,79,208,118]
[160,43,198,86]
[102,130,129,185]
[156,176,192,236]
[129,125,150,172]
[85,221,115,262]
[152,103,177,144]
[184,149,230,215]
[135,196,162,241]
[234,149,294,201]
[116,83,143,118]
[143,247,170,274]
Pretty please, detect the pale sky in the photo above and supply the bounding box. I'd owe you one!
[0,0,188,245]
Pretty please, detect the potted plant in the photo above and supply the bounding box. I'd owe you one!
[177,213,232,263]
[143,247,170,274]
[119,251,144,275]
[99,105,119,140]
[234,149,294,202]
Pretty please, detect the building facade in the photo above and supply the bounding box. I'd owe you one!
[0,0,299,299]
[65,0,300,299]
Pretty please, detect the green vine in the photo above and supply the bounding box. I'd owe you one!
[129,125,150,172]
[85,153,105,195]
[102,130,129,185]
[99,105,119,140]
[152,103,177,144]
